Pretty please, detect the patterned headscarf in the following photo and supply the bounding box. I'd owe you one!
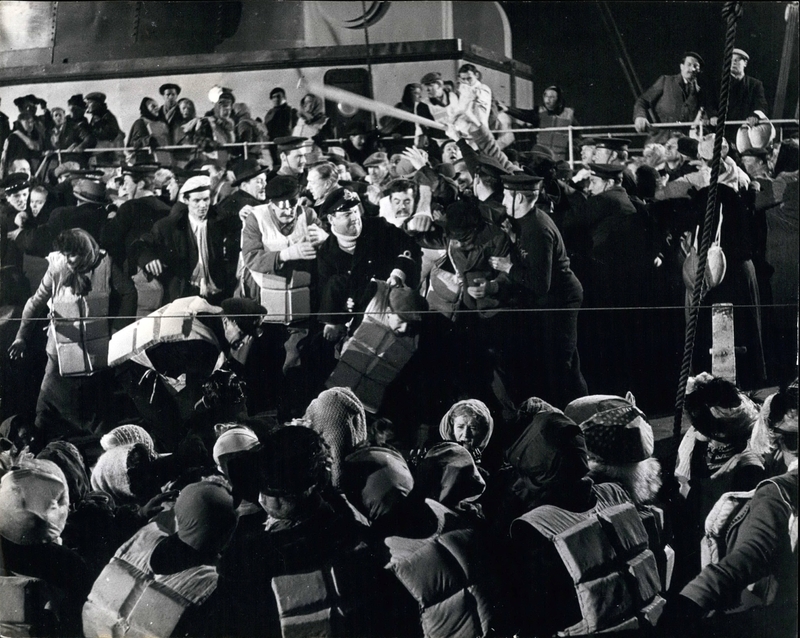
[100,425,157,460]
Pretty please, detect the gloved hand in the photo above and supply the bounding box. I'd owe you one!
[280,242,316,262]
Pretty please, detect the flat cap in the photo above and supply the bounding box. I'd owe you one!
[682,51,705,67]
[732,48,749,61]
[420,72,443,85]
[179,175,212,198]
[363,152,389,167]
[588,163,625,179]
[84,92,106,102]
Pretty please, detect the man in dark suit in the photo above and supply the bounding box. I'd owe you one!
[634,52,716,142]
[136,175,236,303]
[727,48,769,125]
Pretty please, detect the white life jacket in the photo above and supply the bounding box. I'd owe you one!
[82,522,218,638]
[383,499,493,638]
[511,483,665,636]
[48,251,112,376]
[269,544,375,638]
[0,574,55,637]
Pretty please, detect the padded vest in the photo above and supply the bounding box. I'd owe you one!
[269,543,375,638]
[107,296,221,367]
[49,252,112,376]
[0,574,55,638]
[326,314,418,414]
[82,522,218,638]
[512,483,665,635]
[537,107,575,159]
[383,499,493,638]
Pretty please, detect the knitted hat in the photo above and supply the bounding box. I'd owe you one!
[564,394,654,464]
[101,425,157,460]
[174,481,237,556]
[213,426,261,469]
[303,387,367,487]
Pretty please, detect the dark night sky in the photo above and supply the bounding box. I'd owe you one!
[500,1,798,125]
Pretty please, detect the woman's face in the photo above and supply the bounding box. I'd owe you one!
[19,117,34,133]
[178,99,194,119]
[146,99,159,118]
[411,87,422,103]
[452,415,487,451]
[543,89,559,111]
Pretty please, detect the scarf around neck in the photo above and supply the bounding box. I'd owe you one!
[332,225,361,254]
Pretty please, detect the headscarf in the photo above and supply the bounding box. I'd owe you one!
[341,446,414,522]
[439,399,494,456]
[90,443,149,504]
[297,94,327,126]
[37,441,89,506]
[303,387,368,487]
[0,458,70,544]
[542,85,565,115]
[139,97,158,122]
[414,442,486,510]
[53,228,103,296]
[174,481,238,556]
[100,424,157,460]
[212,425,261,471]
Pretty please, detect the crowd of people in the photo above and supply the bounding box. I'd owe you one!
[0,50,797,638]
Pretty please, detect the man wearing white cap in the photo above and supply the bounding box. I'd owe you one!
[727,48,768,126]
[136,175,236,303]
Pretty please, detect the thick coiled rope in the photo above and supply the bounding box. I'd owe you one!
[670,2,744,461]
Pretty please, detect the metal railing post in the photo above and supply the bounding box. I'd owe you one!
[568,126,574,170]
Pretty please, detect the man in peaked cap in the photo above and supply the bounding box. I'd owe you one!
[316,185,421,347]
[592,137,630,164]
[728,48,768,127]
[420,70,459,135]
[634,51,716,142]
[489,172,586,406]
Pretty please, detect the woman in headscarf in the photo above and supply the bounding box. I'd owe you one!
[127,97,171,165]
[536,85,579,162]
[292,93,333,145]
[206,91,236,166]
[173,98,212,166]
[303,386,368,487]
[7,228,136,450]
[438,398,494,468]
[83,480,238,638]
[0,456,93,636]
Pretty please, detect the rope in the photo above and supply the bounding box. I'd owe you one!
[669,1,743,466]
